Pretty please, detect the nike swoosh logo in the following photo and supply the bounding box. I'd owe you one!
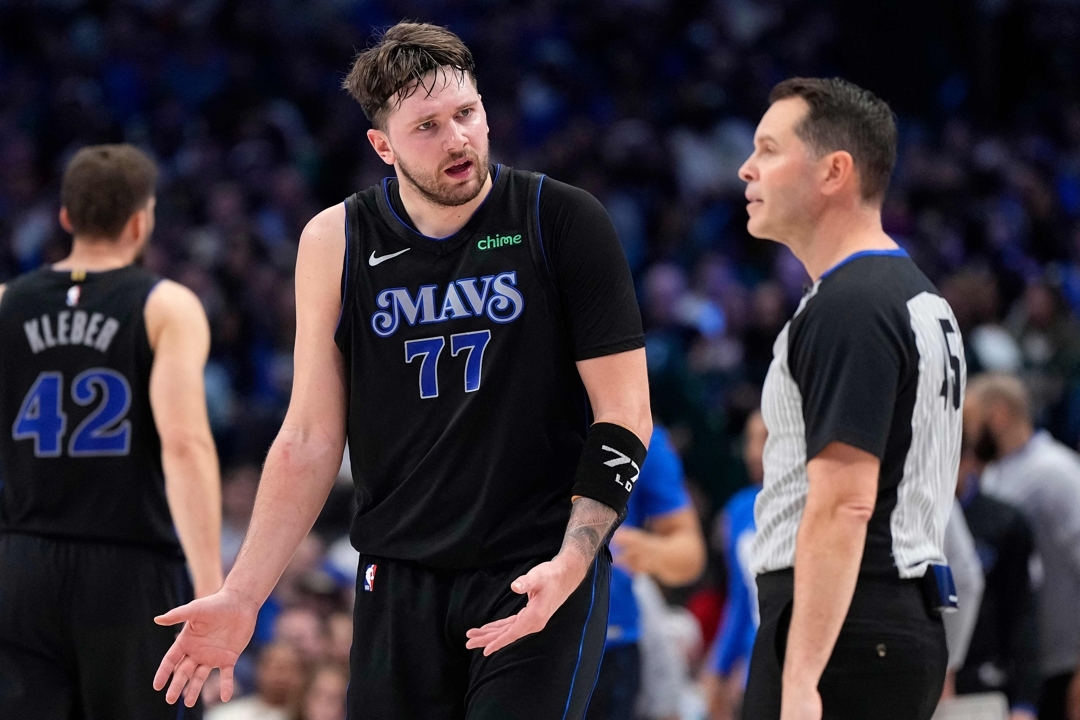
[369,248,410,266]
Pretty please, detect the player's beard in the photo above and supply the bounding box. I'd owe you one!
[396,148,490,208]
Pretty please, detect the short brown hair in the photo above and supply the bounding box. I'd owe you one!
[769,77,897,204]
[342,22,475,130]
[61,144,158,239]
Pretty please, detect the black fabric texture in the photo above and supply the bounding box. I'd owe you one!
[0,265,180,554]
[0,533,198,720]
[336,166,645,569]
[347,550,611,720]
[743,569,947,720]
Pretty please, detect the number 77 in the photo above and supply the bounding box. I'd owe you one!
[404,330,491,399]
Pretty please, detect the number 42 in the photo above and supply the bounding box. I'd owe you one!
[404,330,491,399]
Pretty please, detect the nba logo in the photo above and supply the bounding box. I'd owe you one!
[364,563,377,592]
[66,285,81,307]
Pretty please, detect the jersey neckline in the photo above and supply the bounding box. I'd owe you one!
[375,164,507,255]
[819,248,908,281]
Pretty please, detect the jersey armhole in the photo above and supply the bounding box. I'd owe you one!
[526,173,563,314]
[335,196,360,346]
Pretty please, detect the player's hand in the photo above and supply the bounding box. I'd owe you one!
[152,588,260,707]
[1009,709,1038,720]
[464,553,589,656]
[780,681,822,720]
[610,525,657,575]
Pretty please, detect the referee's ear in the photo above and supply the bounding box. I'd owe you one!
[818,150,858,201]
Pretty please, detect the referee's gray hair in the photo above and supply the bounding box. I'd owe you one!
[967,373,1032,423]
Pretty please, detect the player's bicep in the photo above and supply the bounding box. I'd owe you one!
[283,205,348,447]
[576,348,652,446]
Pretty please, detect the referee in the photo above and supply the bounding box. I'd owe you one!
[738,78,966,720]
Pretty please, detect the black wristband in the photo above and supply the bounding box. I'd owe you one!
[571,422,648,521]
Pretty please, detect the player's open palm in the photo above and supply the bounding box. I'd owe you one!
[152,589,259,707]
[464,556,586,656]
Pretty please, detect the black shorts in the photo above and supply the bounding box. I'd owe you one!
[348,549,611,720]
[0,533,198,720]
[743,569,947,720]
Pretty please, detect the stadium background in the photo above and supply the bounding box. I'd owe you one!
[3,0,1080,717]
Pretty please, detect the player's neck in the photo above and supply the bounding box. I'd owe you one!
[790,206,895,282]
[397,172,494,238]
[52,238,139,272]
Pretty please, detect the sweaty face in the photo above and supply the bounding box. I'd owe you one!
[382,70,490,208]
[738,97,821,242]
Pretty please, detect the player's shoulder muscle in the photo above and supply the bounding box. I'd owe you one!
[144,279,210,353]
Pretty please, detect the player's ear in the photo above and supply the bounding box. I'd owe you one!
[59,206,74,234]
[820,150,855,198]
[367,128,396,166]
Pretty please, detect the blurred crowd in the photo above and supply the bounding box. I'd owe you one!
[5,0,1080,718]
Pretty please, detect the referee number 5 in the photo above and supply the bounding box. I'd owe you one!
[404,330,491,399]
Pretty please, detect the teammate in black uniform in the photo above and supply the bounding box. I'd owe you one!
[0,144,223,718]
[154,22,652,720]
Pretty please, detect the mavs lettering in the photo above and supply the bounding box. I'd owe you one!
[371,271,524,338]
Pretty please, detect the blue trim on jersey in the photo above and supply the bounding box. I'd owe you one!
[819,248,908,280]
[176,699,185,720]
[562,555,599,720]
[535,174,549,272]
[381,164,503,241]
[335,201,350,334]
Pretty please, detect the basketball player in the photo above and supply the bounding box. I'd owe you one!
[0,144,223,718]
[154,22,651,720]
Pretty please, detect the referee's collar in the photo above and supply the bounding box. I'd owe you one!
[819,248,909,280]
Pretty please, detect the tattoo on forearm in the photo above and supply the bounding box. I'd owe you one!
[560,498,617,561]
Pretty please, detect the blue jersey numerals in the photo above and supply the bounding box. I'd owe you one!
[12,372,66,457]
[404,330,491,399]
[11,369,133,458]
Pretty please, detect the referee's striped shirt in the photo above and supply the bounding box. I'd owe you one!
[751,249,966,580]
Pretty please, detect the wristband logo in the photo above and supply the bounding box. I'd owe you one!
[602,445,641,492]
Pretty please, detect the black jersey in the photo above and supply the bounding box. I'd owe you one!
[335,165,643,570]
[0,265,180,554]
[754,251,965,579]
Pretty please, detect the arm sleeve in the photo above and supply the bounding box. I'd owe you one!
[788,286,906,461]
[538,177,645,361]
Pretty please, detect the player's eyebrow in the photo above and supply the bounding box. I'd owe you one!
[755,133,778,146]
[409,102,476,126]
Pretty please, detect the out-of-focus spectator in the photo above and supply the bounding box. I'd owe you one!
[273,607,329,667]
[221,464,259,570]
[300,663,349,720]
[942,501,985,684]
[587,425,706,720]
[954,444,1041,720]
[326,612,353,667]
[966,374,1080,720]
[1004,278,1080,434]
[207,642,305,720]
[704,410,765,720]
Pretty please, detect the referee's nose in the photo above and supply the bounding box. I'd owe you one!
[739,155,757,184]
